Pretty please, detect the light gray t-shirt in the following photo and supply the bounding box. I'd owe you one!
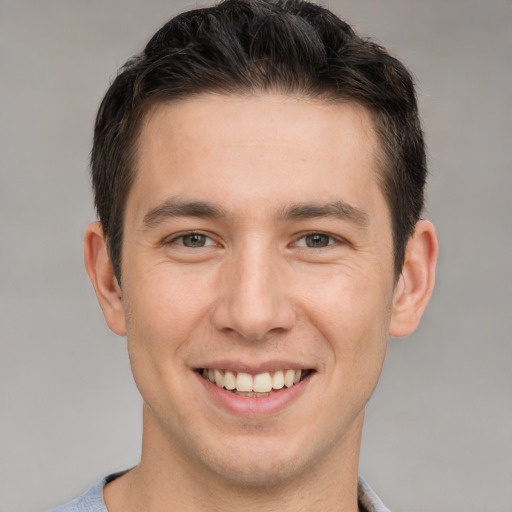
[49,472,391,512]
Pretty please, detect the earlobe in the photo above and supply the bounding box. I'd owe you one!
[389,220,438,338]
[84,222,127,336]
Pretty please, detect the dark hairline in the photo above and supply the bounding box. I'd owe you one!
[93,0,426,286]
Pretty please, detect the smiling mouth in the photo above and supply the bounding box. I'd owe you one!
[198,368,314,397]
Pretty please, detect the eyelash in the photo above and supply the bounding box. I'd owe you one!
[165,231,216,248]
[293,232,342,249]
[165,231,342,250]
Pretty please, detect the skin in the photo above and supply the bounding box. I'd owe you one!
[85,93,438,512]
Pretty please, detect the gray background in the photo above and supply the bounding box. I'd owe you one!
[1,1,511,511]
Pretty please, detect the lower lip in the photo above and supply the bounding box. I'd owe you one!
[196,372,313,417]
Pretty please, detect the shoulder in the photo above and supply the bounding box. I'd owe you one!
[48,472,127,512]
[358,475,392,512]
[48,479,106,512]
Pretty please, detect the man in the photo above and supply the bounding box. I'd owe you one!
[52,1,438,510]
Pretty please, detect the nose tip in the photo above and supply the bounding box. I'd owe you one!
[215,302,294,342]
[211,258,296,342]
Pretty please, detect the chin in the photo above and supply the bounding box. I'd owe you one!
[206,452,303,488]
[194,432,329,489]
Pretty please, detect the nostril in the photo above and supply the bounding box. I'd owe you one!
[209,263,296,341]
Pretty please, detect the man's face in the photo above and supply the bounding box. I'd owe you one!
[118,94,398,485]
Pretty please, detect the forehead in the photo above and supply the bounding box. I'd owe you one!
[139,93,378,159]
[129,93,386,221]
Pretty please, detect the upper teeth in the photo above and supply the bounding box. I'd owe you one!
[202,369,302,393]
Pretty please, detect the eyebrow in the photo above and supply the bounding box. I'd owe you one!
[278,201,369,227]
[142,199,227,229]
[141,198,369,230]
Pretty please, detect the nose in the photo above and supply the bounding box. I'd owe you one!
[211,243,296,342]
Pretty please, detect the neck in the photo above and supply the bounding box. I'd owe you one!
[104,406,364,512]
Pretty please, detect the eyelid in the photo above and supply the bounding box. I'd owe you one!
[292,231,343,248]
[164,230,218,247]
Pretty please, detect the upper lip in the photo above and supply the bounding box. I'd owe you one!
[194,360,314,374]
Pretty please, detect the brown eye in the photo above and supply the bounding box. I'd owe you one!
[181,233,208,247]
[304,234,331,248]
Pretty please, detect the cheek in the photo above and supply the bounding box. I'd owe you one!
[122,265,214,369]
[300,268,393,387]
[130,262,211,319]
[303,267,393,335]
[122,272,207,417]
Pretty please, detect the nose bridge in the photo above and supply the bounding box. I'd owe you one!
[212,237,295,341]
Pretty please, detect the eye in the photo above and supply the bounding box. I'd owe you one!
[169,232,215,248]
[295,233,335,248]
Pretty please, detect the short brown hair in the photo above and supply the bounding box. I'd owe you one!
[92,0,426,282]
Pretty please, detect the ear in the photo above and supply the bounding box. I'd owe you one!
[84,222,126,336]
[389,220,438,338]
